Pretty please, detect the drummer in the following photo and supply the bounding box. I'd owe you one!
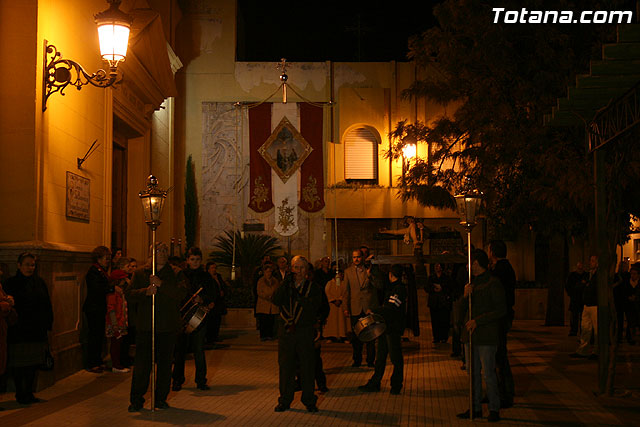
[358,264,406,395]
[172,247,217,392]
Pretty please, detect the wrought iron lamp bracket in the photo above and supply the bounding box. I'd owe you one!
[42,41,120,112]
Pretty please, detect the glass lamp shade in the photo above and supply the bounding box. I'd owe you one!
[95,1,132,68]
[454,192,481,227]
[139,175,167,225]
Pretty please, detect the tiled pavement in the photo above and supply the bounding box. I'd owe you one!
[1,320,640,426]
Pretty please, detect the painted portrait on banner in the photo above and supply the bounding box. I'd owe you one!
[259,116,312,183]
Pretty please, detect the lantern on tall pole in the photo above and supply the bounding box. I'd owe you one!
[138,175,167,412]
[454,180,482,420]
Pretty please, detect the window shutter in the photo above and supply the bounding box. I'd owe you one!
[345,127,377,180]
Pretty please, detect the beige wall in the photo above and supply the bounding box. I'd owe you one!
[0,0,38,243]
[175,1,459,264]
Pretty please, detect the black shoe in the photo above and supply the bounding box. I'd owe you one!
[128,404,142,412]
[450,352,461,358]
[197,384,210,391]
[568,332,577,336]
[274,403,289,412]
[351,361,362,367]
[358,383,380,392]
[26,395,42,404]
[367,362,375,368]
[155,401,170,410]
[306,404,319,412]
[588,353,598,360]
[390,387,401,395]
[569,353,587,358]
[318,386,329,393]
[481,396,489,404]
[294,383,302,392]
[488,410,500,422]
[172,382,183,391]
[456,409,482,419]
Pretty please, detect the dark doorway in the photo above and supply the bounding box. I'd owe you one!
[112,138,127,253]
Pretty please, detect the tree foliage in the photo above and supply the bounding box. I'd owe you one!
[390,0,634,239]
[208,231,282,287]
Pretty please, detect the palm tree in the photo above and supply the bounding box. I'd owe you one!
[208,231,282,287]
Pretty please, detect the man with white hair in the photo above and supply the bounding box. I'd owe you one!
[272,255,322,413]
[126,243,187,412]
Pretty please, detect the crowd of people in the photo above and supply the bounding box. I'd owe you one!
[0,238,521,422]
[567,255,640,359]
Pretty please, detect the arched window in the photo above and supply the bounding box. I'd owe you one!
[344,127,378,183]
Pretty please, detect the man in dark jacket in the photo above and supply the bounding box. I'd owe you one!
[565,262,588,336]
[172,247,216,391]
[126,243,187,411]
[457,249,506,423]
[272,256,322,413]
[489,240,516,408]
[83,246,114,373]
[358,264,406,395]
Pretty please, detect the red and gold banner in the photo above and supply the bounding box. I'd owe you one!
[248,103,274,212]
[298,103,324,212]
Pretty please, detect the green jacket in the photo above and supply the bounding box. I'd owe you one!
[126,263,188,333]
[460,271,506,345]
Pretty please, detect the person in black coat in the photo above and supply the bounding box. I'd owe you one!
[426,263,452,343]
[272,256,322,413]
[83,246,113,373]
[205,261,227,345]
[5,252,53,404]
[489,240,516,409]
[172,247,216,391]
[359,264,406,395]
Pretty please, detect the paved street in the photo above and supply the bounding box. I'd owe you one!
[1,320,639,426]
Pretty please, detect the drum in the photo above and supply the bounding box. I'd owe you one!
[353,313,386,342]
[182,303,210,334]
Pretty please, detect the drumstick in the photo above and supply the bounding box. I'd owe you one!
[180,287,203,311]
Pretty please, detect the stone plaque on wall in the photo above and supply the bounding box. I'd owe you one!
[66,171,90,221]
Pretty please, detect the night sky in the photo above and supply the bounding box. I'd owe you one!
[236,0,439,62]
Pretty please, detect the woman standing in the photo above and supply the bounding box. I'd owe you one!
[83,246,113,373]
[4,253,53,404]
[256,263,280,340]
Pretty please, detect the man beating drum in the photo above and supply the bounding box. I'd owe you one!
[358,264,406,395]
[172,247,217,392]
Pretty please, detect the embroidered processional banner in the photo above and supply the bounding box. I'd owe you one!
[247,102,325,235]
[298,103,324,212]
[248,103,274,213]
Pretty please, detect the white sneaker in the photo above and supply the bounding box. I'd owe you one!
[112,367,130,373]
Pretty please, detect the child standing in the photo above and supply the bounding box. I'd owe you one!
[107,269,129,373]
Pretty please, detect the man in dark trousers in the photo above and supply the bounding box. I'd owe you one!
[489,240,516,409]
[273,256,322,413]
[172,247,216,391]
[457,249,505,423]
[566,261,588,336]
[126,243,187,411]
[358,264,406,395]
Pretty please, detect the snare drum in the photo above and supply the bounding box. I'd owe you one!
[353,313,386,342]
[182,303,210,334]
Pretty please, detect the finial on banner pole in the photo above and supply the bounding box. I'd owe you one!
[277,58,288,103]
